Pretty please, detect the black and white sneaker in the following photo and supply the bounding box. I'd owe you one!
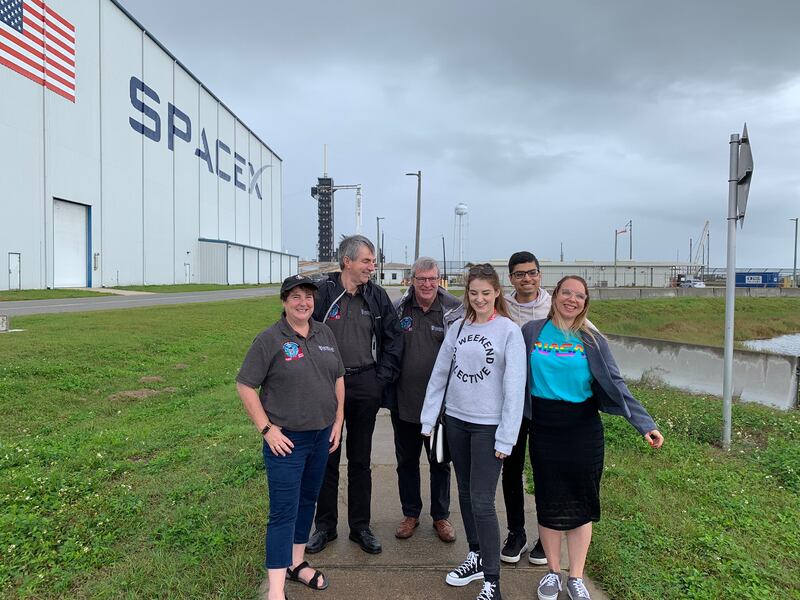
[528,539,547,565]
[446,551,484,586]
[500,531,528,563]
[476,580,502,600]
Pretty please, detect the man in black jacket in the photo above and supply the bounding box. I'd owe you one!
[306,235,403,555]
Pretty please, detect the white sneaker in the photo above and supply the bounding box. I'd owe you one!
[446,551,484,587]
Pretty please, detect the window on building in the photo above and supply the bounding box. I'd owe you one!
[392,273,397,280]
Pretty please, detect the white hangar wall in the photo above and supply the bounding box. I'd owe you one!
[0,0,295,290]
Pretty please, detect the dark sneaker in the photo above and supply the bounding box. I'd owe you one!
[537,570,562,600]
[499,531,528,564]
[567,577,591,600]
[528,539,547,565]
[305,528,337,554]
[445,551,484,587]
[476,580,502,600]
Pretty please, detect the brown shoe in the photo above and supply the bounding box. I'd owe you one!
[394,516,419,539]
[433,519,456,543]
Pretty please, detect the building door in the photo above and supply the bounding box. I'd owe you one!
[54,200,89,288]
[184,263,191,283]
[8,253,21,290]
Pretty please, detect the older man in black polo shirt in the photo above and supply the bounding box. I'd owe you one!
[388,257,464,544]
[306,235,403,555]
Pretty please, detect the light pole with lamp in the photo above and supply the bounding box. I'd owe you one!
[406,171,422,261]
[791,218,798,287]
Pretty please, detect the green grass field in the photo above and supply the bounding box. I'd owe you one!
[590,296,800,346]
[589,386,799,599]
[0,289,113,302]
[1,296,798,599]
[0,299,281,599]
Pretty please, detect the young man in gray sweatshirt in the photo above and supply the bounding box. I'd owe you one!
[501,251,551,565]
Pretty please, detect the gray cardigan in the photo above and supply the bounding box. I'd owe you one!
[521,318,658,435]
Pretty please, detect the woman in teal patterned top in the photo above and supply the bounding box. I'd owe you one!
[522,276,664,600]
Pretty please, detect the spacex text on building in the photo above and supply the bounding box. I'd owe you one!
[128,75,268,199]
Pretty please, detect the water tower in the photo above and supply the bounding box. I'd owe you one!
[454,203,469,266]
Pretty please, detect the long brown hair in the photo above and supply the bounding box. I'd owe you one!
[463,263,510,322]
[548,275,599,344]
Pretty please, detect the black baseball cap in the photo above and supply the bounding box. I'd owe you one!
[280,274,319,295]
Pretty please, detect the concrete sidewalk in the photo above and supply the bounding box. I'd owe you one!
[260,410,608,600]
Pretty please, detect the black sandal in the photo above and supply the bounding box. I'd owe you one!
[286,560,328,590]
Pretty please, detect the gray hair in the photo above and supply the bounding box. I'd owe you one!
[411,256,440,278]
[338,235,375,269]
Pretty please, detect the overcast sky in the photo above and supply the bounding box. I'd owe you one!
[120,0,800,268]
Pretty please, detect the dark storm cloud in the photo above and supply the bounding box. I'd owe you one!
[120,0,800,267]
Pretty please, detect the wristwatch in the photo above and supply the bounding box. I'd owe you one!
[260,423,271,435]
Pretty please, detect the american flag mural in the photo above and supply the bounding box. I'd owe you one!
[0,0,76,102]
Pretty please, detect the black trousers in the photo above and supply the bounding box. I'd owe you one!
[390,410,451,521]
[501,416,530,534]
[314,369,382,532]
[446,415,503,579]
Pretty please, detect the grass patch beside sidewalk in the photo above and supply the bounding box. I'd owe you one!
[525,386,800,599]
[0,298,283,599]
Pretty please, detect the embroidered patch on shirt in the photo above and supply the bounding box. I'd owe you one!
[282,342,305,361]
[327,304,341,320]
[400,316,413,331]
[318,345,336,353]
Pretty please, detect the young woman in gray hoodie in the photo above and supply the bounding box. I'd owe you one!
[421,264,526,600]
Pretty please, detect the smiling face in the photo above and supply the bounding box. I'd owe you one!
[413,267,440,307]
[553,277,588,326]
[282,285,315,324]
[467,277,500,322]
[509,261,541,301]
[342,245,376,287]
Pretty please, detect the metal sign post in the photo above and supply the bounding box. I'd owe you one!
[722,124,753,451]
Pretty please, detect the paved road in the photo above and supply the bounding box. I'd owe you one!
[0,287,282,316]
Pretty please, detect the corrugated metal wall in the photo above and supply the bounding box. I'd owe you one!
[0,0,294,290]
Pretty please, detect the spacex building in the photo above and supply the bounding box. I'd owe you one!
[0,0,297,290]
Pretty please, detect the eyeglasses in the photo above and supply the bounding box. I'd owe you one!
[558,288,587,301]
[468,264,496,276]
[414,276,439,284]
[510,269,540,280]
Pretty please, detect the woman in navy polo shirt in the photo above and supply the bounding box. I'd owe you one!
[522,276,664,600]
[237,275,345,600]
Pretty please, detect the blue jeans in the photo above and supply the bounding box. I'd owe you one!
[262,426,331,569]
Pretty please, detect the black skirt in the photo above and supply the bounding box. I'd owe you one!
[530,395,604,531]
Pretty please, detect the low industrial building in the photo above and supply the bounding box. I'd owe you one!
[488,260,691,289]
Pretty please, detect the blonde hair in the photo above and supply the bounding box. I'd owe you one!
[464,263,510,322]
[548,275,600,345]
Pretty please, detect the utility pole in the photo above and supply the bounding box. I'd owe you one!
[629,220,633,259]
[442,235,447,286]
[560,242,564,262]
[791,218,799,287]
[376,217,384,283]
[406,171,422,260]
